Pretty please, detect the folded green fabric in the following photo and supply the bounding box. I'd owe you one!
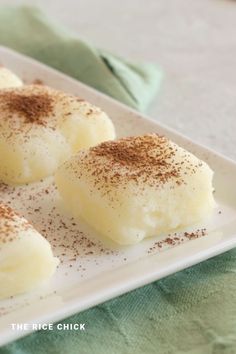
[0,5,163,112]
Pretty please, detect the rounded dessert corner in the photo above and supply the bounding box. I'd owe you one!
[0,83,116,185]
[0,203,59,300]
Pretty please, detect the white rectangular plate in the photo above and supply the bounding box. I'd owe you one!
[1,46,236,346]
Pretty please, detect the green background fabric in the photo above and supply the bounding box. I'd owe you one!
[0,5,236,354]
[2,250,236,354]
[0,5,163,112]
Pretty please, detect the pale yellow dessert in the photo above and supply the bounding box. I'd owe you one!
[0,67,23,88]
[55,134,215,245]
[0,203,59,299]
[0,85,115,184]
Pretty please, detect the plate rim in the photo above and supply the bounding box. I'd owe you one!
[0,45,236,346]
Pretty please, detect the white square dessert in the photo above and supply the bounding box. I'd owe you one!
[0,203,59,299]
[0,84,115,184]
[55,134,215,245]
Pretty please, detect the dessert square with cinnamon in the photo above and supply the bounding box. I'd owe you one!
[0,84,115,184]
[55,134,215,245]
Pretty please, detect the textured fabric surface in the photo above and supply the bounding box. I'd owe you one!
[1,250,236,354]
[0,5,163,112]
[0,4,236,354]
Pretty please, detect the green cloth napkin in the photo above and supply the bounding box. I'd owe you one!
[0,5,163,112]
[0,5,236,354]
[2,250,236,354]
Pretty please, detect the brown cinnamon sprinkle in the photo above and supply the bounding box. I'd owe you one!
[70,134,201,193]
[32,79,44,85]
[0,203,17,220]
[2,91,54,125]
[92,134,172,167]
[0,86,101,135]
[0,203,32,244]
[148,228,207,254]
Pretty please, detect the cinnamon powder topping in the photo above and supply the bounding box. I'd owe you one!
[0,85,102,135]
[0,203,16,220]
[1,90,54,125]
[92,134,172,167]
[70,134,201,192]
[0,203,31,245]
[148,228,207,254]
